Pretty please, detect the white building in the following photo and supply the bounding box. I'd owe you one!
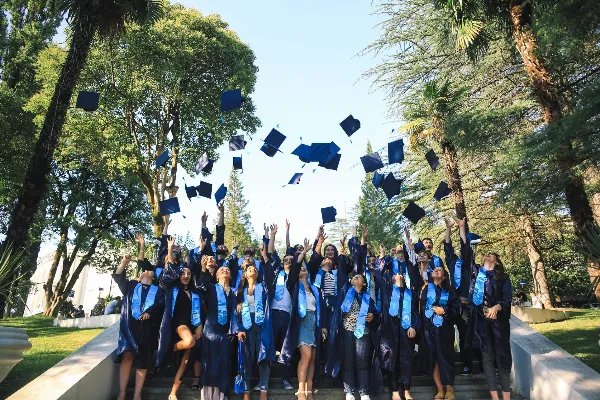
[24,249,119,317]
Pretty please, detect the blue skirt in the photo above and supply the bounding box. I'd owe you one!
[298,311,316,347]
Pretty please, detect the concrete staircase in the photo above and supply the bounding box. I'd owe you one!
[127,359,522,400]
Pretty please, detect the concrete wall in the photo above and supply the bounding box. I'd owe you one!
[54,314,120,329]
[512,306,569,324]
[8,321,119,400]
[510,316,600,400]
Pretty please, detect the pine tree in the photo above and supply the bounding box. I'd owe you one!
[224,167,255,251]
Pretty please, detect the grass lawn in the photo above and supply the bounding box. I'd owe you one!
[531,308,600,374]
[0,315,104,398]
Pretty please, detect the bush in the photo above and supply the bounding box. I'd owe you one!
[58,299,74,318]
[90,298,106,316]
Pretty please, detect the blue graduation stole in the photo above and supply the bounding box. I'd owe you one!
[389,286,413,330]
[298,283,320,326]
[238,257,261,271]
[392,258,399,274]
[473,267,487,306]
[211,242,217,254]
[274,270,287,301]
[154,267,164,279]
[424,283,448,327]
[171,287,201,326]
[431,255,441,272]
[233,270,243,291]
[365,272,381,312]
[341,287,370,339]
[132,283,158,320]
[216,283,228,325]
[313,269,338,295]
[242,283,265,329]
[453,258,463,289]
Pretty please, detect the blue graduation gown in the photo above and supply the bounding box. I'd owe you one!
[325,283,383,393]
[113,272,164,358]
[444,238,473,299]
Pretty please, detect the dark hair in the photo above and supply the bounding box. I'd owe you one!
[490,252,507,280]
[438,268,452,292]
[243,247,256,257]
[177,264,196,291]
[422,237,433,243]
[351,273,368,293]
[323,244,339,262]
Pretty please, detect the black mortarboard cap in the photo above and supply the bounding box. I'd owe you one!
[321,206,337,224]
[388,139,404,164]
[229,135,247,151]
[360,152,384,173]
[155,150,170,169]
[414,240,425,254]
[196,153,215,174]
[159,197,180,216]
[197,181,212,199]
[318,153,341,170]
[425,149,440,171]
[215,184,227,204]
[307,142,340,164]
[75,91,100,111]
[289,173,303,185]
[201,227,214,241]
[220,88,245,112]
[233,156,243,171]
[185,184,197,200]
[340,115,361,137]
[372,171,383,189]
[381,172,402,200]
[433,181,452,201]
[402,201,426,224]
[467,232,482,242]
[260,128,286,157]
[292,144,312,163]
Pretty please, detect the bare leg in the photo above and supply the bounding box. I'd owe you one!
[297,345,311,400]
[192,360,201,388]
[446,384,454,394]
[133,369,147,400]
[169,349,191,397]
[502,392,510,400]
[433,362,444,396]
[118,351,134,400]
[173,325,196,352]
[306,347,317,399]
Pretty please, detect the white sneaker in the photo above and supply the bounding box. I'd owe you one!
[360,395,371,400]
[345,394,354,400]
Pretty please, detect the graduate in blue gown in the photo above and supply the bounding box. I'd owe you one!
[465,238,513,400]
[113,254,164,400]
[420,264,460,400]
[135,220,182,285]
[280,238,326,400]
[405,227,445,281]
[156,237,203,400]
[188,210,221,280]
[375,246,420,400]
[197,254,237,400]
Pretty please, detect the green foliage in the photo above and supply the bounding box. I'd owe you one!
[0,244,32,297]
[224,167,255,251]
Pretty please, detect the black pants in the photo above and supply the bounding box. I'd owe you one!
[342,329,372,396]
[481,320,511,393]
[456,302,473,370]
[390,328,415,391]
[320,295,336,364]
[272,309,292,380]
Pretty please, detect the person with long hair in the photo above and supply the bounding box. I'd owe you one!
[280,238,326,400]
[467,243,513,400]
[197,254,237,400]
[113,254,164,400]
[376,248,420,400]
[232,252,276,400]
[420,263,459,400]
[156,237,203,400]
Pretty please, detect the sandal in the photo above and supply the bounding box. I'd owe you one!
[434,392,445,400]
[191,376,201,390]
[295,391,307,400]
[444,392,455,400]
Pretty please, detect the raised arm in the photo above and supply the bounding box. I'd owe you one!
[136,234,145,260]
[314,225,324,255]
[297,238,311,265]
[285,219,291,250]
[457,216,467,244]
[113,255,132,295]
[217,201,224,227]
[162,216,170,236]
[443,218,458,267]
[268,224,277,254]
[444,218,453,244]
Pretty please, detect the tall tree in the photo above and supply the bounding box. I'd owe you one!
[224,167,255,251]
[4,0,164,256]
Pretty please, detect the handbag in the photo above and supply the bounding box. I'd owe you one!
[234,339,246,394]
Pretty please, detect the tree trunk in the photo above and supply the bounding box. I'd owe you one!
[520,215,554,308]
[440,140,468,220]
[3,16,96,255]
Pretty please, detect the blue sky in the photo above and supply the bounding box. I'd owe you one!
[168,0,398,246]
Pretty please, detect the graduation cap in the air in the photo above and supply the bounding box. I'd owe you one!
[360,152,384,173]
[229,135,247,151]
[215,184,227,204]
[220,89,245,112]
[201,227,214,241]
[195,153,215,174]
[197,181,212,199]
[185,184,198,200]
[425,149,440,171]
[467,232,482,244]
[159,197,180,216]
[155,150,170,169]
[319,153,341,170]
[381,172,402,200]
[340,115,361,137]
[402,201,426,224]
[307,142,340,164]
[372,171,383,189]
[233,156,243,171]
[292,144,312,163]
[260,128,286,157]
[289,173,303,185]
[75,91,100,111]
[321,206,337,224]
[388,139,404,164]
[434,181,452,201]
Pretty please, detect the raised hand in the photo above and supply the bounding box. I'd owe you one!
[379,245,386,258]
[445,217,455,228]
[361,225,368,239]
[122,254,132,263]
[303,238,310,253]
[316,225,324,241]
[167,236,176,249]
[217,201,224,212]
[135,233,145,245]
[271,224,278,235]
[201,211,208,225]
[233,240,239,249]
[404,226,411,240]
[286,219,290,230]
[457,217,466,228]
[263,223,269,237]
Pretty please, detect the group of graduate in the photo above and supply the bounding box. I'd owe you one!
[113,203,513,400]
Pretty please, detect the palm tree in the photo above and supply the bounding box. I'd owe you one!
[4,0,165,257]
[402,79,470,220]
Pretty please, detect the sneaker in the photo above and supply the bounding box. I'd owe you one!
[360,395,371,400]
[461,366,472,376]
[345,394,355,400]
[253,384,262,391]
[281,379,293,390]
